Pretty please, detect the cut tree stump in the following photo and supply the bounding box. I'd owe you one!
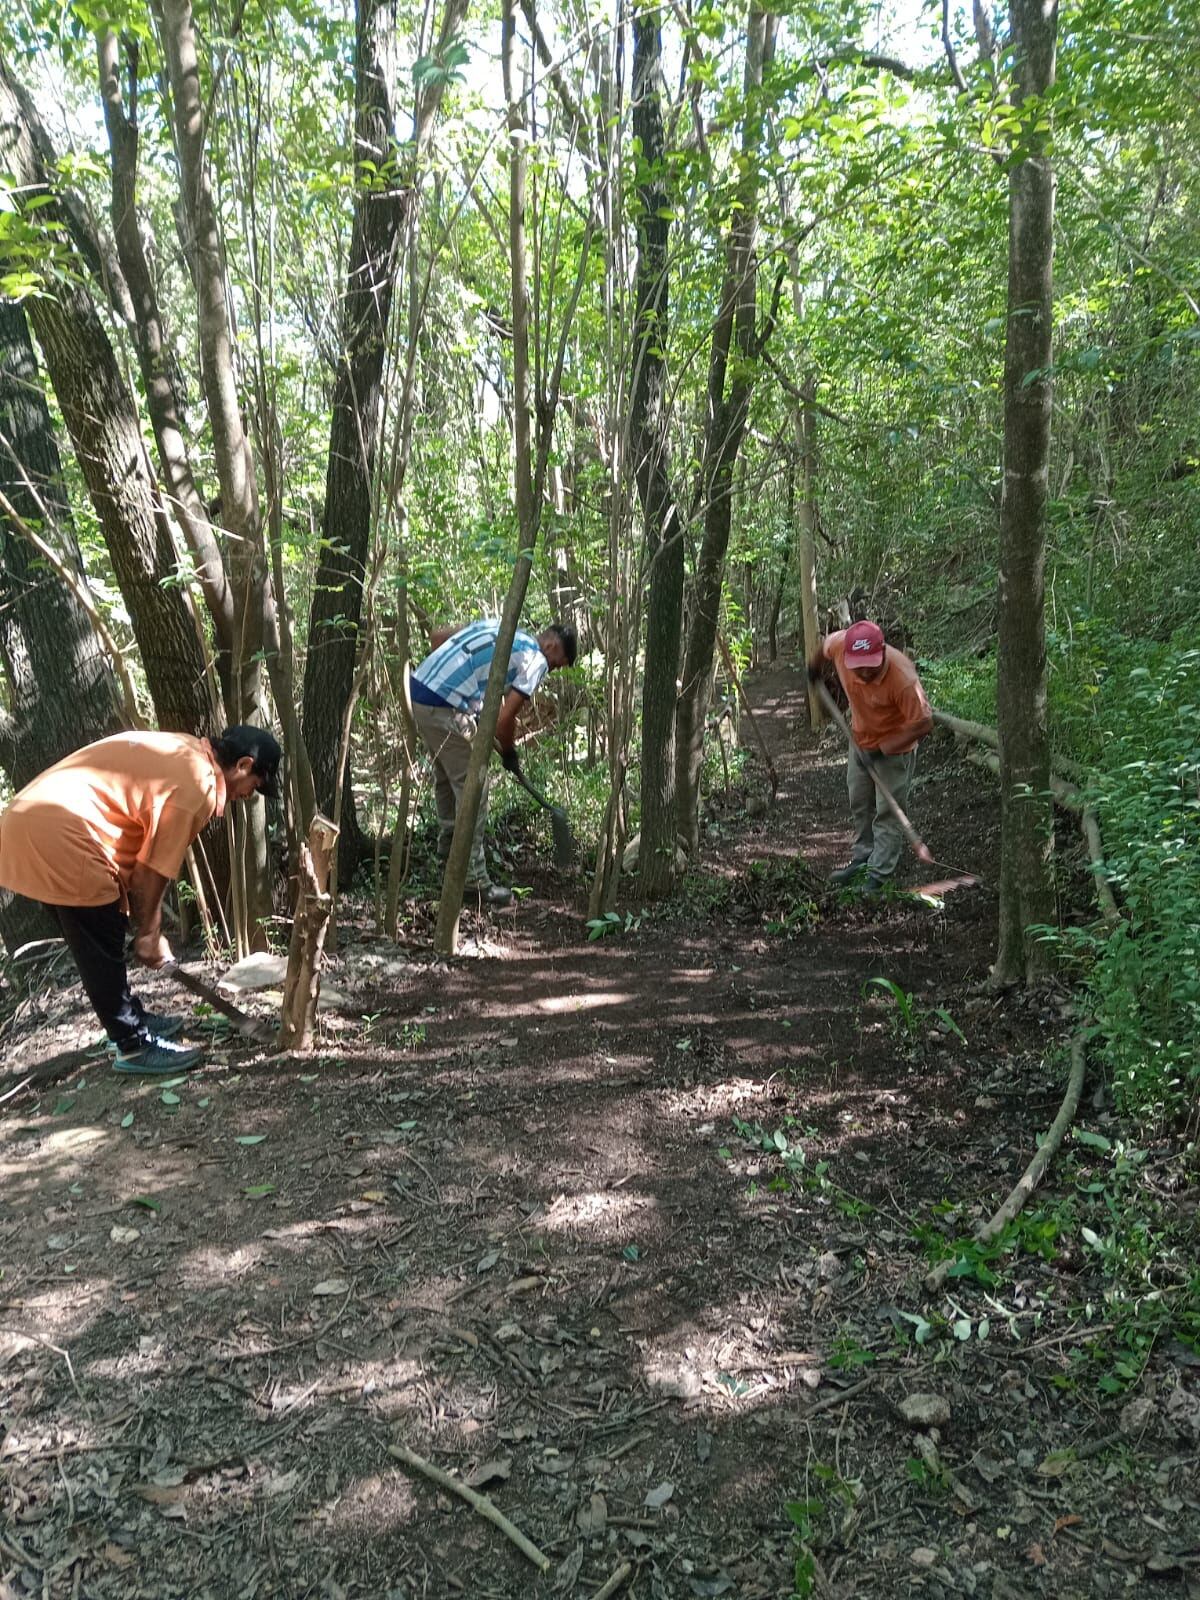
[279,813,339,1052]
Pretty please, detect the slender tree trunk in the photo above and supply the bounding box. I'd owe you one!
[795,373,824,730]
[434,0,592,952]
[302,0,401,879]
[631,9,684,900]
[160,0,275,937]
[674,3,776,854]
[995,0,1058,983]
[302,0,469,880]
[0,304,128,951]
[0,55,215,741]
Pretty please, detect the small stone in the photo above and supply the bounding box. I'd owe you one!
[899,1392,952,1429]
[910,1547,938,1568]
[1119,1396,1156,1439]
[816,1250,841,1281]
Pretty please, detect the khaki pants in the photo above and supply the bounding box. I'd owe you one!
[412,702,492,886]
[847,745,916,880]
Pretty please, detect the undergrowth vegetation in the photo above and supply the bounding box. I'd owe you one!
[926,625,1200,1125]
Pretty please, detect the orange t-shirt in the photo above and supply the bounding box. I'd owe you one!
[825,631,932,754]
[0,732,225,909]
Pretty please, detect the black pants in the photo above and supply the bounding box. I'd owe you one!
[49,900,146,1049]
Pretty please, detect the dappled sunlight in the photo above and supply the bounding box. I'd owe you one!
[540,1187,660,1244]
[316,1466,419,1538]
[534,988,634,1014]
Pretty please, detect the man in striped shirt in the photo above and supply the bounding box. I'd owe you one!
[410,618,577,906]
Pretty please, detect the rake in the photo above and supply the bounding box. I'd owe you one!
[815,680,977,896]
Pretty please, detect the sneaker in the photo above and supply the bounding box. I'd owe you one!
[831,861,869,886]
[113,1036,204,1075]
[137,1011,185,1040]
[106,1012,185,1055]
[469,881,513,908]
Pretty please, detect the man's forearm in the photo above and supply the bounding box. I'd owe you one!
[127,864,170,933]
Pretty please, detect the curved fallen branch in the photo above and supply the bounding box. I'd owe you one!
[386,1440,551,1572]
[926,1033,1087,1294]
[936,708,1121,928]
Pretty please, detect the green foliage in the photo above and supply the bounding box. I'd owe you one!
[586,909,644,941]
[933,627,1200,1122]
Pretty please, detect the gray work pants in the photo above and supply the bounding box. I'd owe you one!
[847,745,917,879]
[411,702,492,886]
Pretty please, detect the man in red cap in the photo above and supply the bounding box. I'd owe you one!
[808,621,933,892]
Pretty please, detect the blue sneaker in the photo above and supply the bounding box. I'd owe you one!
[138,1011,185,1040]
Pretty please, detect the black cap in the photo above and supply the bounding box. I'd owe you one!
[214,725,283,801]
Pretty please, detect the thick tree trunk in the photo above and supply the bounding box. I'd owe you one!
[0,56,214,741]
[674,3,776,854]
[995,0,1058,983]
[631,10,684,900]
[0,303,128,951]
[97,29,234,708]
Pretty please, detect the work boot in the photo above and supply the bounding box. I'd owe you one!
[470,881,513,909]
[860,872,888,898]
[112,1035,204,1075]
[830,861,869,886]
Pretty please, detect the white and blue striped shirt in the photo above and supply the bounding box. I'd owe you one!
[411,620,549,715]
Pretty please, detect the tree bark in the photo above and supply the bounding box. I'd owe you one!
[994,0,1058,983]
[0,54,214,741]
[631,9,684,900]
[97,29,234,707]
[160,0,276,939]
[674,3,776,854]
[301,0,469,880]
[0,303,127,951]
[794,373,824,730]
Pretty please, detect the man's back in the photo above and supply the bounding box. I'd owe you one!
[413,620,548,714]
[0,732,220,907]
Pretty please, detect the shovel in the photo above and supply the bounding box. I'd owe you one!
[507,765,575,869]
[814,679,977,894]
[160,960,278,1046]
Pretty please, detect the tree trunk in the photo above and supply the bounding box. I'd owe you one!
[0,303,128,951]
[301,0,468,881]
[301,0,401,879]
[160,0,275,938]
[97,29,234,709]
[795,374,824,730]
[631,9,684,901]
[995,0,1058,983]
[0,55,215,741]
[674,3,776,854]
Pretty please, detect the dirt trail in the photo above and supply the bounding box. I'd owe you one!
[2,668,1195,1600]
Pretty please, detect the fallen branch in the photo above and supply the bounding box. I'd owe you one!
[938,706,1122,928]
[962,748,1121,927]
[590,1560,634,1600]
[386,1440,551,1572]
[926,1033,1087,1293]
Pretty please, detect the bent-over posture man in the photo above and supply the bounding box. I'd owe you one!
[410,618,576,907]
[0,725,281,1073]
[808,620,932,893]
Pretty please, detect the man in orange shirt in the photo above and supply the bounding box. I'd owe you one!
[808,621,933,893]
[0,725,281,1074]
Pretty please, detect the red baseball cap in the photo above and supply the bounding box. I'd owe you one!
[844,620,885,668]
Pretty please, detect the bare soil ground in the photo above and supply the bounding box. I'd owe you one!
[2,666,1198,1600]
